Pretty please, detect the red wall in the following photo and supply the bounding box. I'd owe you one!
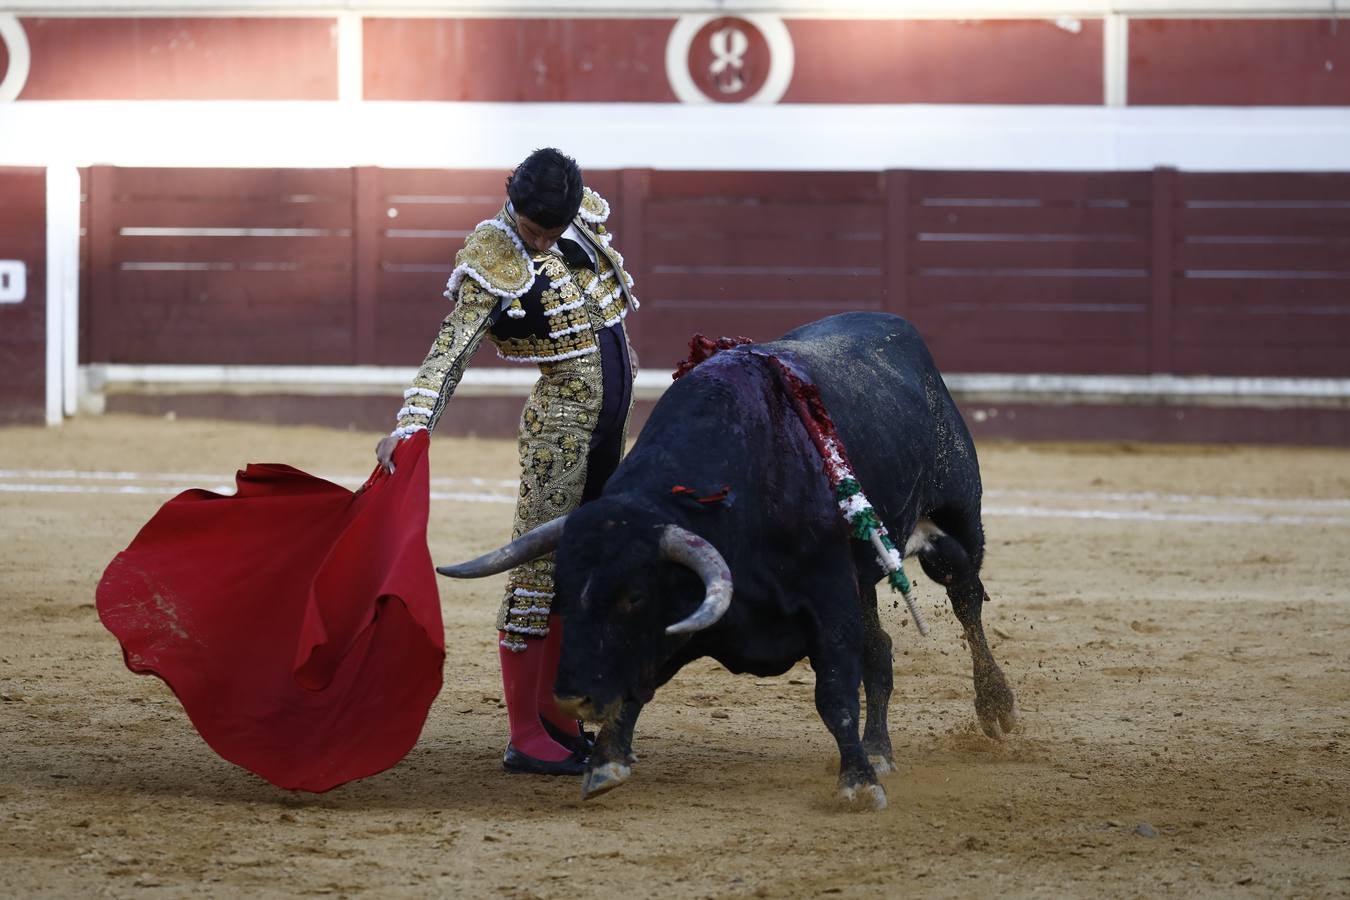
[1130,18,1350,105]
[85,167,354,364]
[0,169,46,425]
[363,18,677,102]
[6,15,1347,105]
[16,17,337,100]
[782,19,1103,104]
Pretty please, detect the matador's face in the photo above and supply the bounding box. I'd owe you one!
[515,211,569,253]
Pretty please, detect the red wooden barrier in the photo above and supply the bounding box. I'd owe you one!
[1169,172,1350,378]
[80,166,1350,383]
[87,166,354,365]
[0,168,46,425]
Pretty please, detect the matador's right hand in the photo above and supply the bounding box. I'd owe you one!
[374,434,401,474]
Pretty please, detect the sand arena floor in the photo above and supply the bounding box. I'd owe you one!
[1,414,1348,898]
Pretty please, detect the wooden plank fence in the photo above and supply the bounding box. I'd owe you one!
[0,168,47,424]
[79,165,1350,382]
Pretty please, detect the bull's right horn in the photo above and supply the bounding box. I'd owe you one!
[661,526,733,635]
[436,515,567,578]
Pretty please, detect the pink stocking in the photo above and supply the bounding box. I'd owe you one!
[536,616,581,738]
[498,633,571,761]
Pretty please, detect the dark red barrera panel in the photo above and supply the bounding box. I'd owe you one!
[80,166,1350,382]
[0,168,47,424]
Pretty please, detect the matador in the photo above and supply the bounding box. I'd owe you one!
[376,149,637,775]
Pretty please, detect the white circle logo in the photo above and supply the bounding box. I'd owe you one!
[665,14,794,105]
[0,15,32,103]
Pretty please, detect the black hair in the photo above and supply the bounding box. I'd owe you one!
[506,148,584,229]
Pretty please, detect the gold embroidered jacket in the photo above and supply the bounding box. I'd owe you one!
[392,187,637,438]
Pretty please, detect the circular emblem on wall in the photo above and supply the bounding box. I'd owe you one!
[0,14,32,103]
[665,14,794,105]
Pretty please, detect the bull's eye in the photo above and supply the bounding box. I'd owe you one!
[616,590,644,614]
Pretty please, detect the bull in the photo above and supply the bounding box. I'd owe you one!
[439,312,1019,808]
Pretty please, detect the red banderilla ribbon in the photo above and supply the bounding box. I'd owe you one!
[671,485,731,505]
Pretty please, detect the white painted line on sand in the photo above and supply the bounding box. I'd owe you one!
[4,469,1349,523]
[983,504,1350,527]
[0,482,518,505]
[0,468,517,489]
[985,488,1350,511]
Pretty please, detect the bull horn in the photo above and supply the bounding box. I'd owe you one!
[436,515,567,578]
[661,526,733,635]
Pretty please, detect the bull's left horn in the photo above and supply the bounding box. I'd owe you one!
[660,526,733,635]
[436,516,567,578]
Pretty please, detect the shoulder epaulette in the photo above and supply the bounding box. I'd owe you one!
[444,217,534,302]
[577,187,611,225]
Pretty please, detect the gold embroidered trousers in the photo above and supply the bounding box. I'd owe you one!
[495,327,637,650]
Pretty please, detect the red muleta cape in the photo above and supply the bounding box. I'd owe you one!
[95,432,443,792]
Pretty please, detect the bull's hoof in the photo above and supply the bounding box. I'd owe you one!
[976,692,1021,740]
[837,782,888,811]
[581,761,632,800]
[868,754,898,776]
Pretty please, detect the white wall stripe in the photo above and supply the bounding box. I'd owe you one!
[43,170,63,428]
[337,12,363,104]
[1103,13,1128,108]
[5,103,1350,173]
[42,167,80,426]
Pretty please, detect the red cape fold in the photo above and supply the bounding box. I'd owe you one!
[95,432,443,792]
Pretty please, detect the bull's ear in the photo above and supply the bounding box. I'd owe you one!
[669,484,734,509]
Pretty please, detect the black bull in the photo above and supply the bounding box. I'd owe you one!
[440,312,1019,808]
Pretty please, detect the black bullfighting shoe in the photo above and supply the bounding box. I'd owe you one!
[502,744,588,776]
[541,717,595,756]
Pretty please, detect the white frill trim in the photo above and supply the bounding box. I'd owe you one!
[508,606,553,617]
[503,623,549,637]
[542,297,586,318]
[397,405,433,420]
[578,188,611,224]
[404,387,439,401]
[597,284,624,309]
[443,219,533,302]
[512,587,554,599]
[506,306,526,319]
[549,321,591,340]
[497,345,599,364]
[601,307,629,329]
[391,423,427,439]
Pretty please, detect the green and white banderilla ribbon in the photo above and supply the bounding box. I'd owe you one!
[836,478,930,637]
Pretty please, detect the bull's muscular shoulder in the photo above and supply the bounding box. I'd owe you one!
[446,217,534,302]
[577,186,611,225]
